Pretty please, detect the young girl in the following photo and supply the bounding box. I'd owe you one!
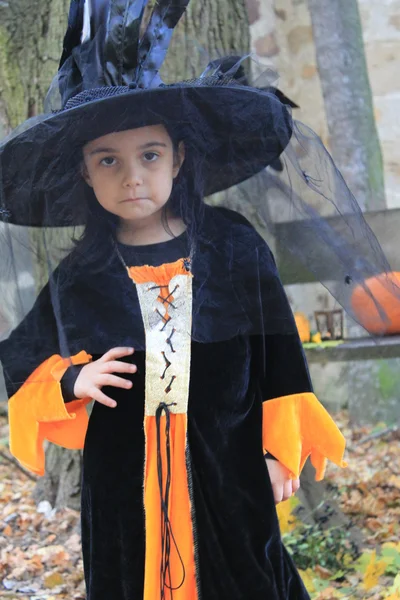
[0,1,351,599]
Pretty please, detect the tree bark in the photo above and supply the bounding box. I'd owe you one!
[295,461,363,544]
[307,0,385,210]
[0,0,69,135]
[295,0,381,538]
[162,0,250,82]
[0,0,78,509]
[32,443,83,511]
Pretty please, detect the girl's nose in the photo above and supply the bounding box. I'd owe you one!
[122,163,143,187]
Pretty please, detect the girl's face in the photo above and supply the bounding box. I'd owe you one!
[82,125,185,226]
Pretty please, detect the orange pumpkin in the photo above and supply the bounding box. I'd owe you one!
[350,272,400,335]
[294,312,311,343]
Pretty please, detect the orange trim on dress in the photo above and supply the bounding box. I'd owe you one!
[128,259,192,327]
[127,258,191,286]
[143,413,198,600]
[262,392,347,481]
[8,350,92,476]
[128,259,197,596]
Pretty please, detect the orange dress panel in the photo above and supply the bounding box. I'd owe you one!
[143,413,198,600]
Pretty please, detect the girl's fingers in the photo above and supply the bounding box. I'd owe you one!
[98,374,133,389]
[283,480,293,501]
[292,478,300,494]
[100,347,134,362]
[90,388,117,408]
[272,484,283,504]
[102,361,137,374]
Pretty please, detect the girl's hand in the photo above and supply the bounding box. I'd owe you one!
[266,458,300,504]
[73,347,137,408]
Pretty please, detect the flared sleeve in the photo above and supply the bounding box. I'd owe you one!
[225,208,347,482]
[258,332,347,481]
[0,280,92,476]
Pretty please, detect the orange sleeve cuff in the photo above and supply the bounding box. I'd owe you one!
[8,350,92,476]
[262,392,347,481]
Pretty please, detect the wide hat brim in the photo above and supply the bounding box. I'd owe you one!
[0,84,292,227]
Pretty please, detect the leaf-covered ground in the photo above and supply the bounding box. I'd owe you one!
[0,412,399,599]
[278,414,400,599]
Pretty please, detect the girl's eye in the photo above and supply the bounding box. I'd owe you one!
[100,156,117,166]
[143,152,159,162]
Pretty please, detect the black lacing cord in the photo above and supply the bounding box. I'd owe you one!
[156,402,186,599]
[111,249,192,596]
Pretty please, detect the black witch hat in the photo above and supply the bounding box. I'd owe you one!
[205,55,299,173]
[0,0,292,227]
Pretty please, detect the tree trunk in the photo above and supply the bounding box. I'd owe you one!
[295,461,363,543]
[0,0,79,509]
[32,443,84,511]
[299,0,384,538]
[0,0,69,135]
[162,0,250,81]
[307,0,385,210]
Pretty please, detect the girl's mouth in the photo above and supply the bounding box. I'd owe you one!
[121,197,145,203]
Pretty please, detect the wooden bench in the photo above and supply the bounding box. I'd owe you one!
[304,335,400,364]
[274,208,400,363]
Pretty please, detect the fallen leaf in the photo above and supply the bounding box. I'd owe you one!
[45,534,57,544]
[44,572,65,588]
[65,533,81,554]
[276,496,299,534]
[363,550,387,590]
[315,565,333,579]
[2,579,17,590]
[388,475,400,489]
[298,569,316,593]
[386,573,400,598]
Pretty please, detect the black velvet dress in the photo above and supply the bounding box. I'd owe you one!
[78,233,311,600]
[1,209,346,599]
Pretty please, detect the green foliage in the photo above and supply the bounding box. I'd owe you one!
[282,521,360,575]
[379,545,400,576]
[377,361,400,401]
